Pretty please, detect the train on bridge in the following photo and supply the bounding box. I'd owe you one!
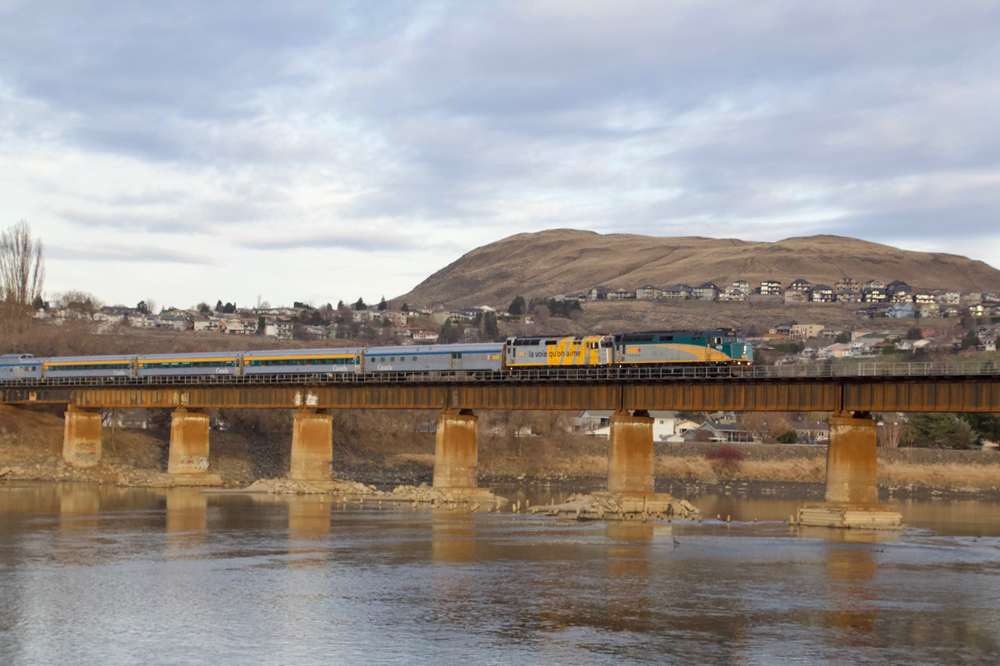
[0,330,751,383]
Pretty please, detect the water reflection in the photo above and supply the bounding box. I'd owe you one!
[2,483,1000,664]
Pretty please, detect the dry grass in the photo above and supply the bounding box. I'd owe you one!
[878,461,1000,490]
[655,456,825,483]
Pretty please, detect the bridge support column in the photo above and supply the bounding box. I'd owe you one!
[63,405,102,468]
[608,410,655,494]
[290,409,333,483]
[798,413,901,529]
[433,409,491,498]
[167,408,221,486]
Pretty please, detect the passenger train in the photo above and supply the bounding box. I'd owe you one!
[0,330,751,383]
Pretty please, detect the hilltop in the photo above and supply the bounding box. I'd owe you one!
[396,230,1000,308]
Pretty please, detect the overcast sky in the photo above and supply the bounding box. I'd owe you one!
[2,0,998,310]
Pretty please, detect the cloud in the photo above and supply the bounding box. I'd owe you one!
[47,244,216,266]
[2,0,999,308]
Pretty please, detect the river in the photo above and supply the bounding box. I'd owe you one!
[1,482,998,664]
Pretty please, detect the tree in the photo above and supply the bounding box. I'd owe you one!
[961,331,981,349]
[906,326,923,340]
[961,413,1000,443]
[877,413,908,449]
[377,296,388,312]
[908,413,977,449]
[483,312,499,341]
[136,300,150,315]
[353,298,367,311]
[401,302,410,313]
[215,300,224,312]
[222,302,236,314]
[197,302,211,315]
[438,320,460,344]
[508,295,525,316]
[0,221,44,327]
[834,332,851,344]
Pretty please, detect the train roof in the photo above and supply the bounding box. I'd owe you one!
[0,353,37,361]
[365,342,504,354]
[242,347,364,357]
[137,351,241,360]
[614,330,740,338]
[42,354,135,363]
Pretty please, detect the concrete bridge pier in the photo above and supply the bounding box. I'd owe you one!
[433,408,492,498]
[167,408,222,486]
[798,412,902,529]
[608,410,655,494]
[63,405,102,468]
[605,410,676,514]
[290,408,334,483]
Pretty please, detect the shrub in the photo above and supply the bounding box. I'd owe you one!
[705,443,746,476]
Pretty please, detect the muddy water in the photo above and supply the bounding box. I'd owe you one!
[1,483,998,664]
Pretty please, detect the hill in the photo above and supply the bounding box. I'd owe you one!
[397,230,1000,308]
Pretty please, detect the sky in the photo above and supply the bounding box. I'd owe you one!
[2,0,999,311]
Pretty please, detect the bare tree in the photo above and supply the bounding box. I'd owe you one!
[0,221,44,329]
[877,413,908,449]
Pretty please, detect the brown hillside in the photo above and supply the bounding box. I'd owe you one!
[397,230,1000,308]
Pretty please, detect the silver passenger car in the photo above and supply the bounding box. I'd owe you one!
[364,343,505,373]
[0,354,42,380]
[136,352,240,377]
[42,354,134,379]
[242,348,364,376]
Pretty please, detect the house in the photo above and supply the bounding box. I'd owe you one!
[380,311,409,327]
[684,421,756,443]
[969,303,987,317]
[693,283,720,301]
[411,330,440,343]
[886,302,916,319]
[817,342,851,359]
[193,318,221,333]
[835,290,860,303]
[222,317,258,334]
[913,291,936,305]
[588,286,612,300]
[783,290,808,304]
[917,303,940,318]
[961,292,983,304]
[720,280,751,301]
[862,280,887,302]
[793,420,830,444]
[264,321,294,339]
[941,307,961,318]
[759,280,782,295]
[156,314,189,331]
[607,288,635,301]
[574,411,694,442]
[935,291,961,306]
[788,278,812,293]
[636,285,663,300]
[810,284,834,303]
[835,277,859,293]
[662,284,694,300]
[790,324,824,340]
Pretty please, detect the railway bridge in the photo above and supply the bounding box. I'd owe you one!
[2,361,998,528]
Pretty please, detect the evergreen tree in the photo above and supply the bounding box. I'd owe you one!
[508,295,525,316]
[353,298,367,311]
[377,296,388,311]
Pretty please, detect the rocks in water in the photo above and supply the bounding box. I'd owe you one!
[531,492,701,521]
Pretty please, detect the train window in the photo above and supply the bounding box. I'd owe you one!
[451,352,462,359]
[412,356,417,362]
[380,357,385,362]
[713,338,721,344]
[390,357,395,362]
[588,342,598,349]
[545,340,557,346]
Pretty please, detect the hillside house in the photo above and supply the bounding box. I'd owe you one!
[917,303,940,318]
[193,318,221,333]
[788,278,812,293]
[663,284,693,300]
[810,284,834,302]
[969,304,986,317]
[835,277,859,293]
[636,285,663,300]
[862,286,887,303]
[411,330,440,343]
[790,324,824,340]
[693,283,720,301]
[759,280,782,295]
[886,302,916,318]
[222,317,258,335]
[607,288,635,301]
[783,290,808,304]
[720,280,751,301]
[264,321,293,339]
[588,287,612,300]
[935,291,961,305]
[835,290,860,303]
[961,293,983,304]
[817,342,851,359]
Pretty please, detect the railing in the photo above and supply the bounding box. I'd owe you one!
[0,360,998,390]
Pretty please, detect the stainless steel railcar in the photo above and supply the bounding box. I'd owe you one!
[242,348,364,376]
[136,352,241,377]
[364,343,505,373]
[42,355,134,379]
[0,354,42,380]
